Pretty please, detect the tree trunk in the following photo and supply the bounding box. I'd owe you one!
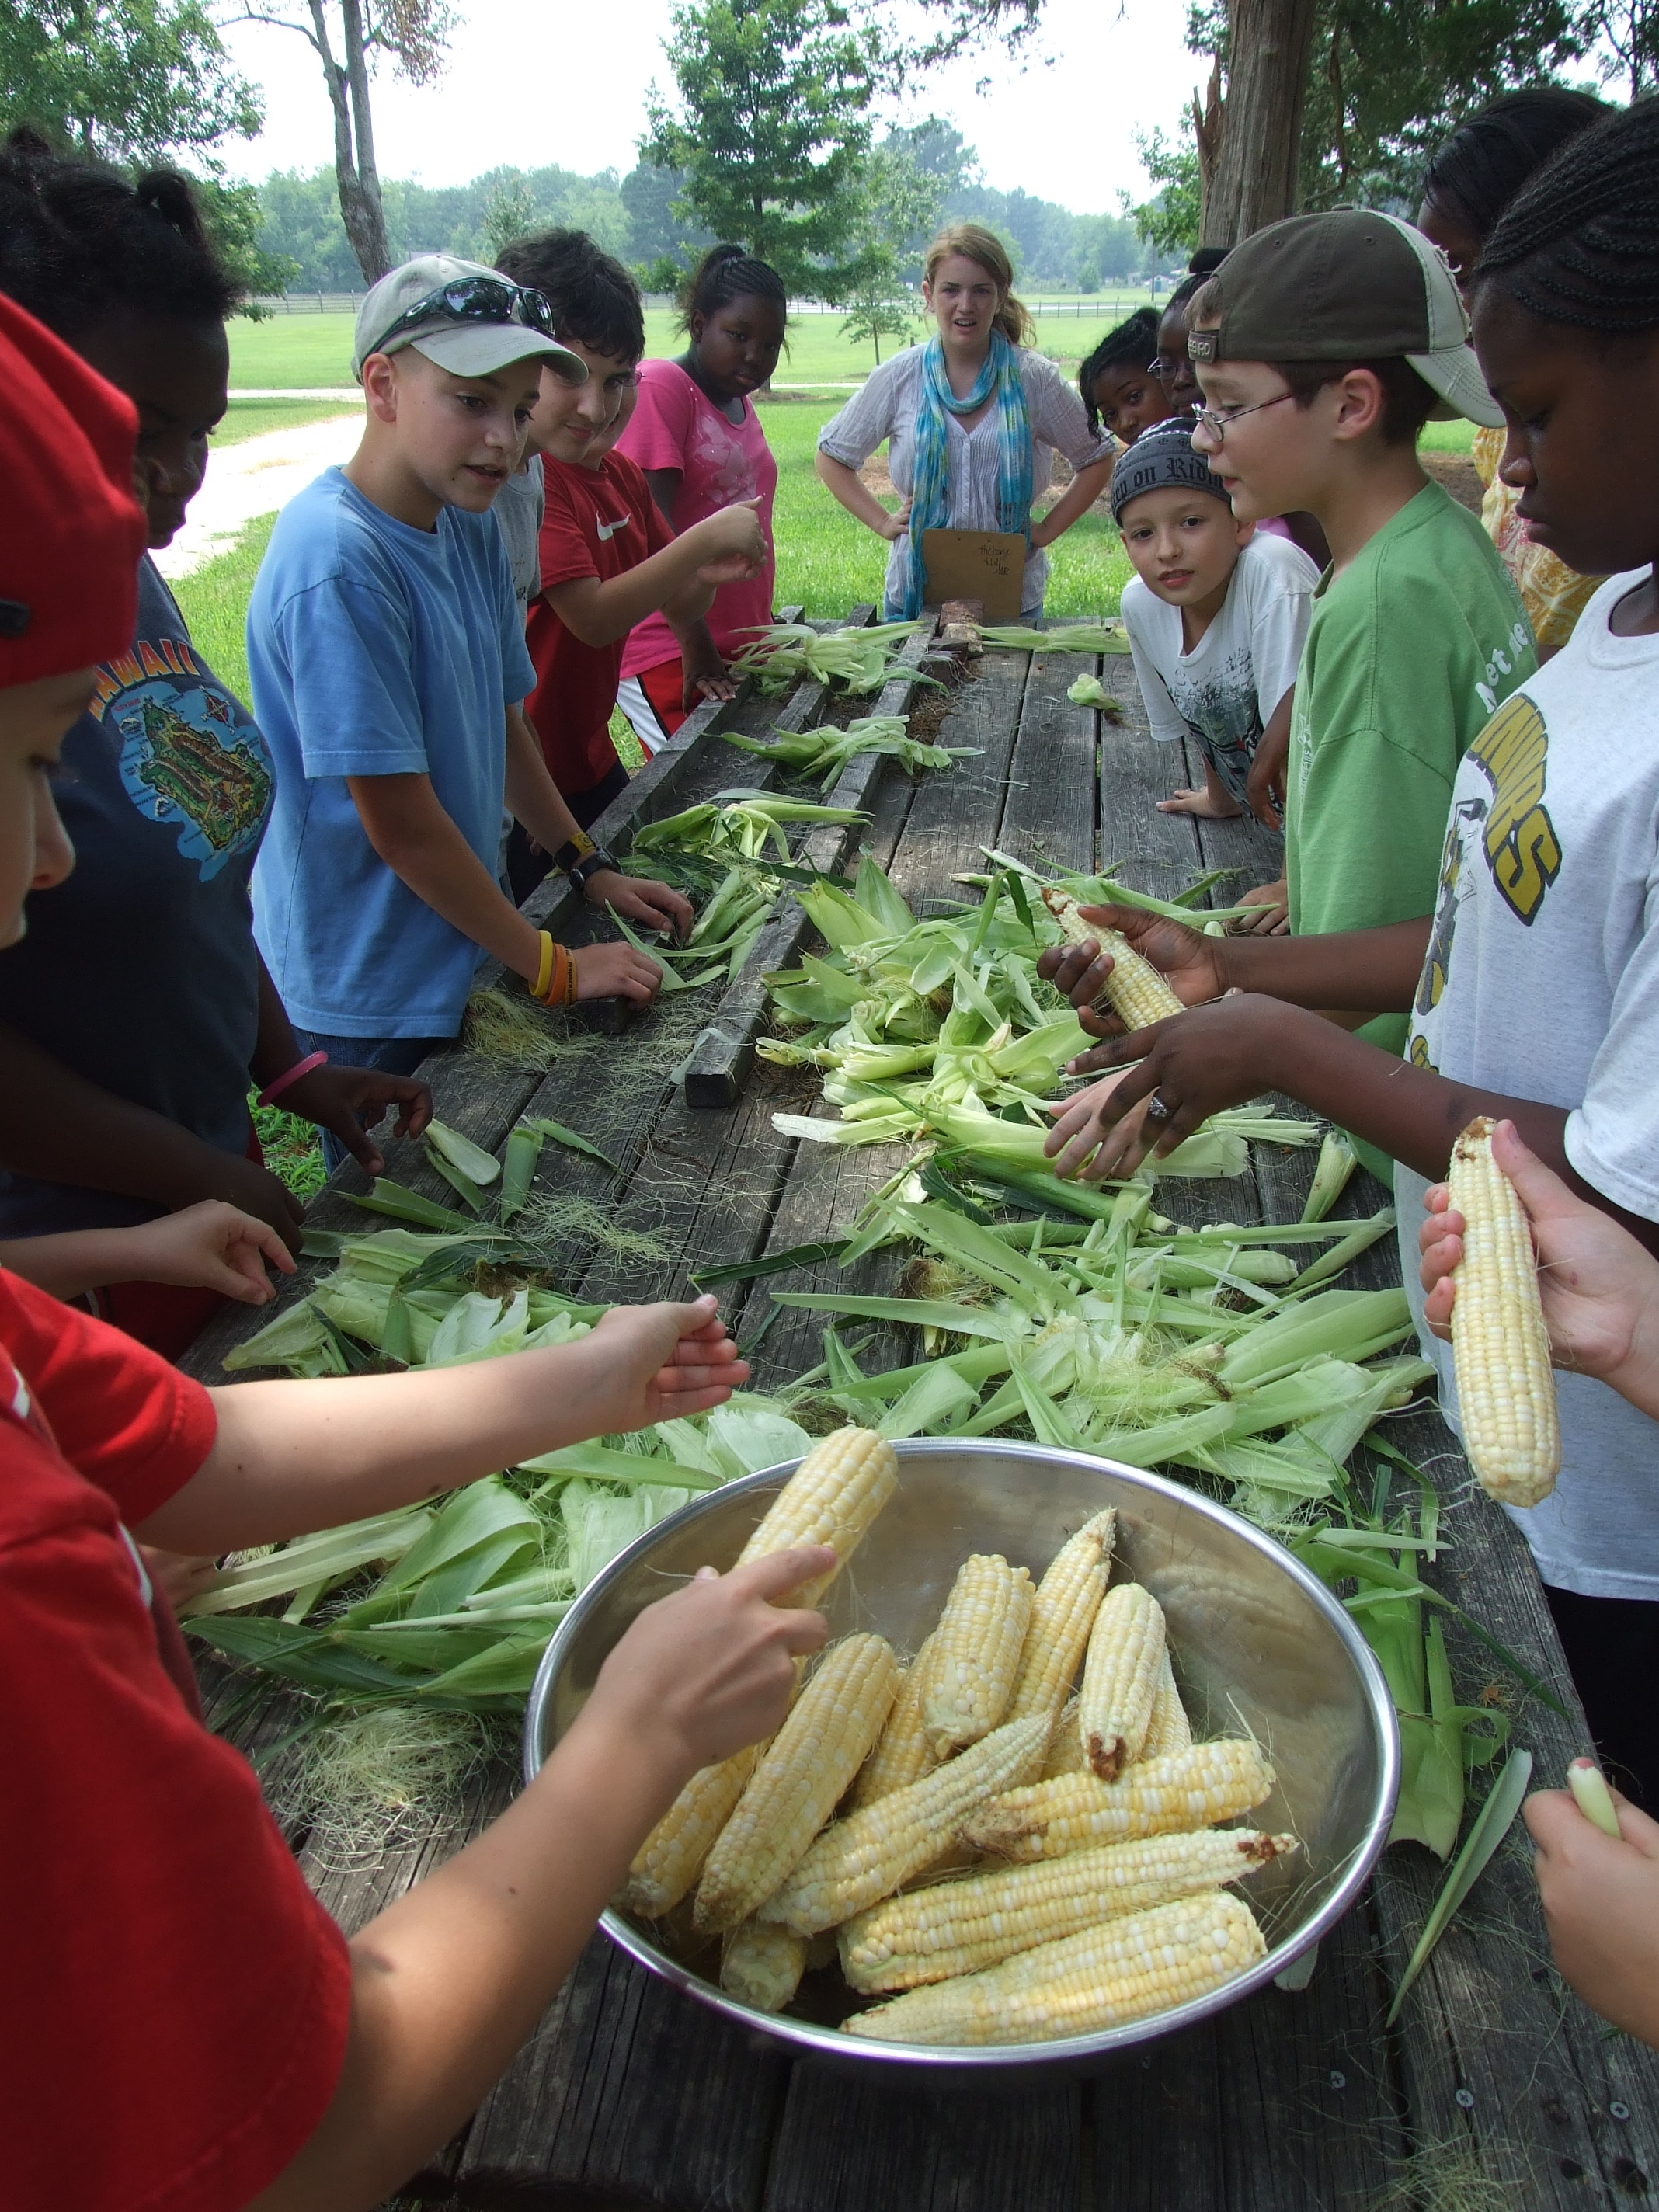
[1200,0,1321,249]
[308,0,390,283]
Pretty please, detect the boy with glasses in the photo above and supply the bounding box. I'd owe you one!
[1181,210,1534,1177]
[249,256,692,1163]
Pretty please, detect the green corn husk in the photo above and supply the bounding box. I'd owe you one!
[500,1125,544,1223]
[1301,1131,1361,1223]
[426,1118,502,1188]
[1066,674,1125,718]
[977,624,1132,654]
[521,1115,622,1177]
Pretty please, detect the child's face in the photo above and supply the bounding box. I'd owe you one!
[76,313,229,551]
[1118,485,1248,610]
[1188,353,1322,523]
[688,294,786,403]
[1152,301,1201,414]
[367,350,544,512]
[527,337,641,468]
[1472,283,1659,579]
[1090,361,1174,446]
[0,669,89,948]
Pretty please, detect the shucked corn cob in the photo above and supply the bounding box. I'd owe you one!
[852,1632,943,1807]
[695,1633,900,1932]
[720,1920,809,2012]
[621,1428,895,1915]
[1041,1697,1088,1779]
[843,1890,1267,2045]
[735,1424,899,1606]
[1445,1117,1560,1508]
[839,1828,1296,1991]
[759,1712,1052,1936]
[1042,885,1184,1031]
[1080,1581,1167,1780]
[962,1737,1275,1861]
[1143,1650,1193,1762]
[1007,1508,1115,1723]
[924,1553,1033,1757]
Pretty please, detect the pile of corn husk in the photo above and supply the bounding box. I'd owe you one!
[729,621,930,697]
[723,713,979,792]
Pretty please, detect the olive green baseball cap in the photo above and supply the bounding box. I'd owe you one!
[1186,210,1504,427]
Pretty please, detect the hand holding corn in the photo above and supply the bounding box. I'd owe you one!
[1420,1117,1659,1426]
[1035,896,1224,1038]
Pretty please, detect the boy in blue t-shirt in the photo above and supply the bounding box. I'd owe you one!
[249,256,693,1149]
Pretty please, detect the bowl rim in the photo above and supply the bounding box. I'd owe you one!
[523,1436,1401,2071]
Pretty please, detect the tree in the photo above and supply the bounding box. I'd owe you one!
[833,143,941,363]
[1581,0,1659,96]
[1125,124,1204,259]
[479,170,535,263]
[0,0,260,165]
[641,0,879,297]
[234,0,452,283]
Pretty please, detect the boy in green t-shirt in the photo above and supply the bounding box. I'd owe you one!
[1182,213,1535,1136]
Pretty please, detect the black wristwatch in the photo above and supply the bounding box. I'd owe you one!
[567,845,618,895]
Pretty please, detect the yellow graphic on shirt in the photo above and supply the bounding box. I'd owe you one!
[1468,692,1561,923]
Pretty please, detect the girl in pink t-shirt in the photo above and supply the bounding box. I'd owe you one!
[615,245,784,750]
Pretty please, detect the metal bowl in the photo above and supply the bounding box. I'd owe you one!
[523,1439,1399,2076]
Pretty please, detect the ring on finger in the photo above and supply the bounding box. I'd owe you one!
[1146,1090,1175,1125]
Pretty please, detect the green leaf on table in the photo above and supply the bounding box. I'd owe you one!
[523,1115,622,1177]
[1386,1748,1533,2026]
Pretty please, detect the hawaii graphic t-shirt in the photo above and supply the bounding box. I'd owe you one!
[0,558,276,1236]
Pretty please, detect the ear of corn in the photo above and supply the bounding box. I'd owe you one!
[720,1919,809,2012]
[1040,1696,1088,1779]
[962,1737,1275,1861]
[1080,1581,1167,1780]
[852,1631,943,1807]
[1445,1117,1560,1508]
[1042,885,1184,1031]
[1007,1508,1116,1723]
[843,1890,1267,2045]
[759,1711,1052,1936]
[736,1425,899,1607]
[620,1746,763,1918]
[694,1633,900,1932]
[1143,1650,1193,1762]
[840,1828,1296,1992]
[923,1553,1034,1757]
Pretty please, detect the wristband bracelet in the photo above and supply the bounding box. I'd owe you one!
[551,829,597,876]
[532,929,555,1003]
[257,1049,327,1108]
[531,939,579,1008]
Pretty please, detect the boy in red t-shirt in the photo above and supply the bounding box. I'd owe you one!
[0,290,830,2212]
[496,231,767,903]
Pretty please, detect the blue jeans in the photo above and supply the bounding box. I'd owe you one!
[291,1028,450,1175]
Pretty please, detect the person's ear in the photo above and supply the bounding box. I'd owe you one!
[1330,367,1386,442]
[1234,513,1257,548]
[360,353,400,425]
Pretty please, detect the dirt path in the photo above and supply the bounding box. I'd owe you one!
[155,412,361,580]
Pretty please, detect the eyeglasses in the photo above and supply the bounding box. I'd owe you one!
[1191,391,1297,444]
[1147,356,1185,381]
[364,276,555,362]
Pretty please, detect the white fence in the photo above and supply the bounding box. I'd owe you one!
[253,286,1166,318]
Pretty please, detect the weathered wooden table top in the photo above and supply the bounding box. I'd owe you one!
[186,624,1659,2210]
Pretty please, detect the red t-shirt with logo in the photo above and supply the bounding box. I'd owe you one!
[524,449,676,796]
[0,1269,351,2212]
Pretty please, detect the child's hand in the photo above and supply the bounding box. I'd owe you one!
[690,498,767,577]
[579,1546,834,1779]
[1035,903,1226,1041]
[1245,718,1289,829]
[1231,879,1289,934]
[680,634,737,711]
[139,1542,220,1610]
[1045,995,1300,1178]
[574,938,667,1004]
[1420,1119,1659,1413]
[581,1293,750,1434]
[123,1200,298,1304]
[1525,1782,1659,2048]
[596,871,695,944]
[279,1061,433,1177]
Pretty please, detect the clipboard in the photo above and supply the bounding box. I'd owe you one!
[919,528,1027,621]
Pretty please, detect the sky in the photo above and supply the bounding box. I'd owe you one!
[212,0,1202,216]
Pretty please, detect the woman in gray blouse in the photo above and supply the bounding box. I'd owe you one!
[816,223,1115,620]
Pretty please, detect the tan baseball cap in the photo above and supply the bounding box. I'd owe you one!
[352,254,587,385]
[1186,210,1503,427]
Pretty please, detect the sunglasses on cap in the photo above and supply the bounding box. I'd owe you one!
[364,276,555,363]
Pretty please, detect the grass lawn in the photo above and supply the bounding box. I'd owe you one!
[172,511,276,703]
[227,298,1167,393]
[214,395,357,445]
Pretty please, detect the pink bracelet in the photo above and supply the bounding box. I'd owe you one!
[257,1050,328,1108]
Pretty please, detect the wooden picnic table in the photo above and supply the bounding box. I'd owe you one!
[185,618,1659,2210]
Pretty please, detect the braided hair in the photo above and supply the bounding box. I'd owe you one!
[678,242,787,335]
[1163,248,1229,321]
[0,128,240,343]
[1476,97,1659,333]
[1078,308,1160,430]
[1424,88,1609,242]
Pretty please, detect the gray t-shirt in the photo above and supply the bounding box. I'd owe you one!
[494,454,546,617]
[1399,568,1659,1601]
[1121,534,1316,805]
[816,347,1112,618]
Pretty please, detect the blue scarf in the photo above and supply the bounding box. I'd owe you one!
[902,329,1032,617]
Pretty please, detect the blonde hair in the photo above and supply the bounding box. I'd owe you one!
[922,223,1033,347]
